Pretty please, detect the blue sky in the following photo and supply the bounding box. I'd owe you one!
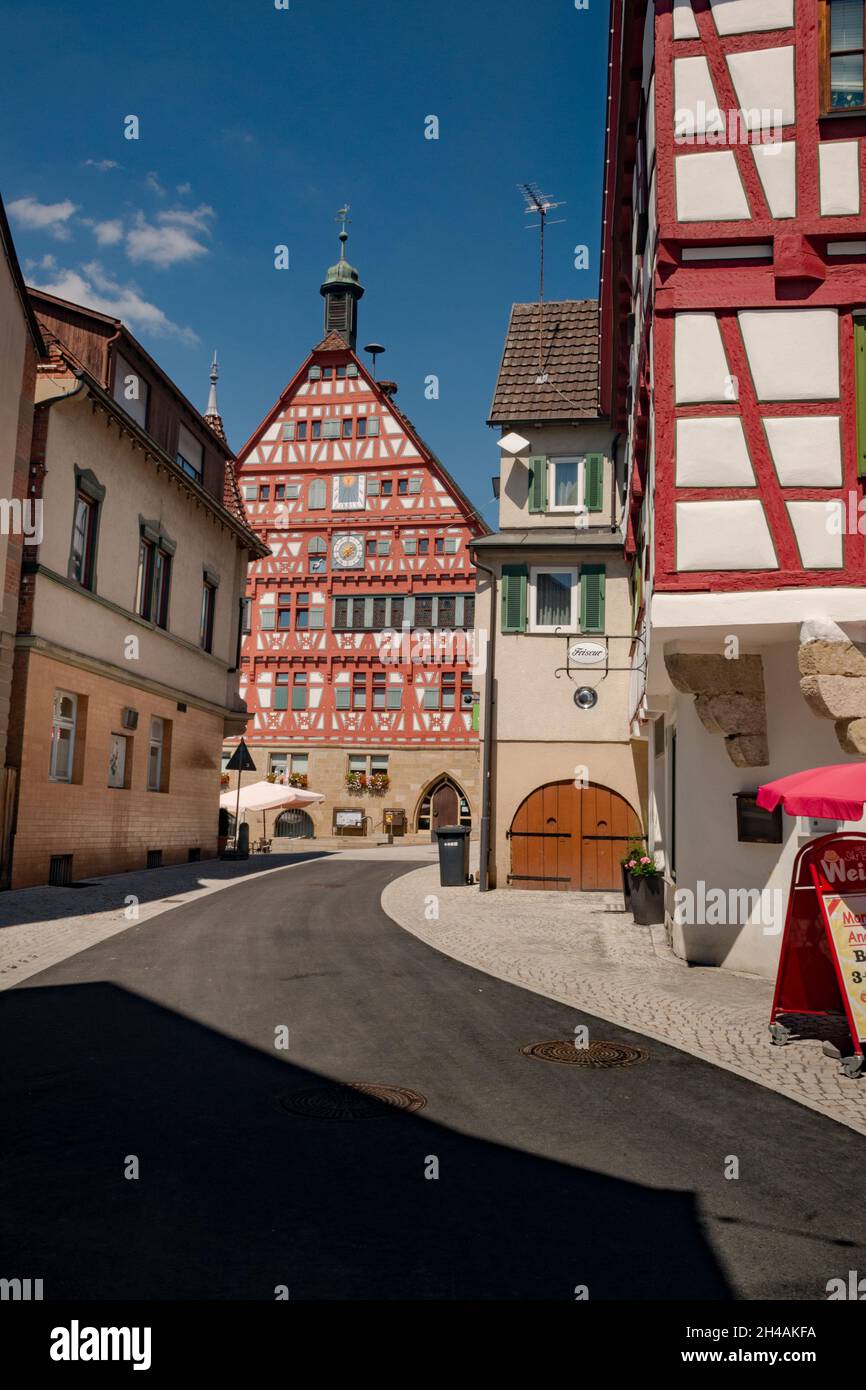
[1,0,609,520]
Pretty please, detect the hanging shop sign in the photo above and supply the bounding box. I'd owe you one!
[567,640,607,666]
[770,832,866,1073]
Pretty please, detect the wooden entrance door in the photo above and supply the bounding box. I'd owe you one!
[508,781,642,891]
[432,782,460,832]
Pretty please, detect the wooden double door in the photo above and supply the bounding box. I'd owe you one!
[508,781,642,891]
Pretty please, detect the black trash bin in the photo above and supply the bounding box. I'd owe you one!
[435,825,470,887]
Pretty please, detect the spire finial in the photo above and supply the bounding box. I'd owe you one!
[205,350,221,423]
[336,203,351,254]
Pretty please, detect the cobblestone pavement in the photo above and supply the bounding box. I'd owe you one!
[382,864,866,1138]
[0,843,437,992]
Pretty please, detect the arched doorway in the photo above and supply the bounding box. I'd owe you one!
[417,777,471,838]
[508,781,642,891]
[275,809,315,840]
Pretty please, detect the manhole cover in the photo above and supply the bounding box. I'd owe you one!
[276,1082,427,1119]
[521,1040,648,1068]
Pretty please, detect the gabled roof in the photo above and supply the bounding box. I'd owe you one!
[236,338,490,536]
[488,300,600,424]
[0,193,46,357]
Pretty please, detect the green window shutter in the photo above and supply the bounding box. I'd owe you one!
[500,564,527,633]
[585,454,604,512]
[856,320,866,478]
[527,457,548,513]
[580,564,606,633]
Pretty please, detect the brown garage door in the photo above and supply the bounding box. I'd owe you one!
[508,781,643,891]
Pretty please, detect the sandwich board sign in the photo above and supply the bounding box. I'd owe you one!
[770,832,866,1070]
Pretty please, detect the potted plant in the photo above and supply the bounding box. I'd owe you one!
[369,772,390,794]
[220,772,230,789]
[346,770,366,793]
[627,854,665,926]
[620,844,644,911]
[288,772,308,789]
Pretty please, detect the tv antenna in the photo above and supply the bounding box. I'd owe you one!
[519,183,566,380]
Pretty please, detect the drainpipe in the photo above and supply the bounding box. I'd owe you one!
[471,550,496,892]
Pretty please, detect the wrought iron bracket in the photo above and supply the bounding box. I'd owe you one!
[553,631,647,683]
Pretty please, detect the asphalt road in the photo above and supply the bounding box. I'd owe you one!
[1,854,863,1301]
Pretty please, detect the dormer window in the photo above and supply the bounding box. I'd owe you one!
[176,423,203,481]
[528,454,604,515]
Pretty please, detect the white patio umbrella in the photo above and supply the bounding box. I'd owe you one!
[219,780,325,843]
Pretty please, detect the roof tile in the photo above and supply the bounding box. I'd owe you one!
[489,300,600,422]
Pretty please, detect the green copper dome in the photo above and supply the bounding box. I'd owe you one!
[321,231,363,290]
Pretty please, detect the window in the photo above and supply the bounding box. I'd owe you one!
[274,673,289,710]
[529,566,578,633]
[823,1,866,110]
[335,682,351,710]
[269,752,288,780]
[347,363,359,378]
[408,477,422,494]
[311,421,322,440]
[551,459,580,510]
[176,423,203,481]
[297,421,308,441]
[366,417,380,437]
[438,595,456,628]
[275,485,285,501]
[347,753,389,776]
[366,539,377,557]
[415,595,434,626]
[342,418,353,438]
[292,673,308,710]
[404,538,417,555]
[136,530,173,629]
[348,753,367,775]
[148,717,166,791]
[398,478,409,495]
[334,598,350,630]
[200,578,217,651]
[49,691,77,782]
[441,671,456,710]
[435,538,444,555]
[423,686,440,711]
[372,672,387,709]
[381,479,393,496]
[113,352,148,428]
[241,597,252,633]
[259,485,270,501]
[337,366,347,380]
[418,537,429,554]
[70,492,98,588]
[308,535,327,573]
[260,606,275,631]
[243,485,257,501]
[308,366,322,381]
[285,484,301,500]
[277,593,292,629]
[295,593,309,628]
[291,752,308,775]
[323,367,333,381]
[323,420,341,440]
[282,423,295,441]
[387,684,402,710]
[353,672,366,709]
[308,478,326,509]
[108,732,129,789]
[357,417,367,439]
[377,539,390,556]
[445,537,459,554]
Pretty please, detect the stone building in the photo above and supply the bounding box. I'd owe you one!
[223,221,487,842]
[6,290,266,888]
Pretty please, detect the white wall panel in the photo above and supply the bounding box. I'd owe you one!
[727,46,795,128]
[676,416,755,486]
[763,416,843,486]
[710,0,793,35]
[738,309,839,401]
[751,140,796,218]
[675,313,734,404]
[787,502,844,568]
[818,141,861,216]
[676,500,778,570]
[676,150,750,221]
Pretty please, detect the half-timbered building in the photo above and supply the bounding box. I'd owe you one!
[603,0,866,974]
[225,226,487,841]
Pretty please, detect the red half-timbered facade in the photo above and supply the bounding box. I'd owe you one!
[225,234,486,840]
[601,0,866,977]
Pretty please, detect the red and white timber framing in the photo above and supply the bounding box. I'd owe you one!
[601,0,866,601]
[231,332,486,749]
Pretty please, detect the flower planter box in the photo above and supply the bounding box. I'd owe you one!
[630,874,665,926]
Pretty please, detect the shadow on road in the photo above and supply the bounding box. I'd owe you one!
[0,980,731,1300]
[0,853,332,931]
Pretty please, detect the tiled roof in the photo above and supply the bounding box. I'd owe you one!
[312,330,351,353]
[488,300,600,423]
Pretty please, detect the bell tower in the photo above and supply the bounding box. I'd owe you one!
[320,205,364,350]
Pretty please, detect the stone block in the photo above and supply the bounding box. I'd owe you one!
[665,652,765,697]
[799,674,866,721]
[836,718,866,756]
[725,734,770,768]
[798,639,866,678]
[694,693,767,737]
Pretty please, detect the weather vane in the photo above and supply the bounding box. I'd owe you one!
[336,204,351,237]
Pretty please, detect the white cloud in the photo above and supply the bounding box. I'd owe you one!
[23,253,57,273]
[31,261,198,344]
[145,171,166,197]
[91,218,124,246]
[84,159,120,172]
[176,182,191,194]
[8,196,78,240]
[125,206,213,268]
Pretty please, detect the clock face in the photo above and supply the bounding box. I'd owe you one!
[332,533,365,568]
